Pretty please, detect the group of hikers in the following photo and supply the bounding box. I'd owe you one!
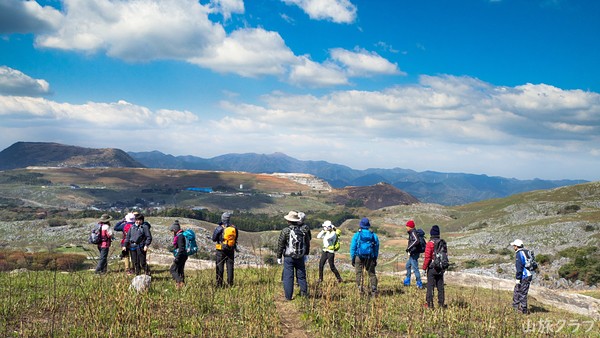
[91,210,535,313]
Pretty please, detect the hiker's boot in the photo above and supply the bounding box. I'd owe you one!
[403,277,411,286]
[416,280,423,289]
[425,302,434,309]
[337,278,343,284]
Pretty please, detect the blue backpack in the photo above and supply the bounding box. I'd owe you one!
[357,229,376,259]
[174,229,199,256]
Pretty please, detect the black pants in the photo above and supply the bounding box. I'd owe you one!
[216,249,234,287]
[513,276,532,313]
[170,255,188,283]
[426,268,445,307]
[318,251,342,282]
[130,247,149,275]
[95,247,109,273]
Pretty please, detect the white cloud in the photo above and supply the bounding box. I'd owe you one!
[0,66,51,96]
[189,28,297,77]
[329,47,405,77]
[282,0,357,24]
[0,0,62,34]
[209,0,244,21]
[0,96,198,127]
[216,75,600,154]
[288,56,348,87]
[8,0,395,87]
[36,0,225,61]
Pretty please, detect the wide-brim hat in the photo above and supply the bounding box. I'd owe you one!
[510,239,524,247]
[125,213,135,222]
[284,211,301,222]
[98,214,112,222]
[322,220,333,229]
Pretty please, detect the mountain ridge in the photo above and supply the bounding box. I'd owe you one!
[128,149,587,205]
[0,142,587,206]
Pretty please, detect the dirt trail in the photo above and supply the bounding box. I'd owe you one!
[274,296,310,338]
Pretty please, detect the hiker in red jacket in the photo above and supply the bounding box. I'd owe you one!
[94,214,114,274]
[422,225,447,309]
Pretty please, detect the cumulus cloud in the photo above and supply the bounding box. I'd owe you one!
[288,56,348,87]
[7,0,395,86]
[282,0,357,23]
[209,0,244,21]
[329,47,405,77]
[0,95,198,127]
[36,0,225,61]
[189,28,296,77]
[219,75,600,148]
[0,0,62,34]
[0,66,51,96]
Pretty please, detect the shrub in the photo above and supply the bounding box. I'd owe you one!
[0,250,86,272]
[535,253,551,265]
[48,218,67,227]
[464,259,480,269]
[557,245,600,285]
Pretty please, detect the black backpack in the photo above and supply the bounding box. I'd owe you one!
[286,226,306,259]
[432,239,449,273]
[415,229,427,254]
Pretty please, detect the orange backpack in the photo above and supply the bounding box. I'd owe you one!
[223,226,237,249]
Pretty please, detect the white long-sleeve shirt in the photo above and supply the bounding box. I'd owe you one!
[317,229,337,253]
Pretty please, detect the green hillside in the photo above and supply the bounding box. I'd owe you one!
[2,268,597,337]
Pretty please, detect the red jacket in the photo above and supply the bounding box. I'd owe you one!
[121,222,133,247]
[98,224,113,249]
[422,240,435,270]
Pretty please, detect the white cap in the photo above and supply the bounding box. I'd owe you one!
[510,239,524,247]
[322,220,333,229]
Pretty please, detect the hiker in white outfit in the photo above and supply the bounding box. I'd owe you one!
[317,221,343,283]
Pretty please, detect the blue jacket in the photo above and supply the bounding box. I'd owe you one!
[515,248,533,280]
[350,229,379,260]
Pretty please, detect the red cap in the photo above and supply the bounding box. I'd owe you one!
[406,220,415,228]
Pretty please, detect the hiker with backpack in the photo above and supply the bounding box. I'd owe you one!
[124,213,153,276]
[94,214,114,274]
[169,220,187,289]
[114,212,135,274]
[511,239,535,314]
[350,217,380,296]
[404,220,424,289]
[422,225,448,309]
[317,220,343,284]
[277,210,311,300]
[212,212,238,287]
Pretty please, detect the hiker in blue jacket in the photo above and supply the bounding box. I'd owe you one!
[350,217,379,296]
[511,239,533,314]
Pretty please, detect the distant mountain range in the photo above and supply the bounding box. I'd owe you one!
[0,142,587,206]
[128,150,587,205]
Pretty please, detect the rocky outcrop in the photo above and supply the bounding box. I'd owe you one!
[271,173,332,191]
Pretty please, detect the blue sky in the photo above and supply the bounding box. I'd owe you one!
[1,0,599,181]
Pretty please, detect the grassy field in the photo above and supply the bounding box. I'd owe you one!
[2,265,598,337]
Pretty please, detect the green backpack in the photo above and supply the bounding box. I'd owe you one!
[329,228,341,252]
